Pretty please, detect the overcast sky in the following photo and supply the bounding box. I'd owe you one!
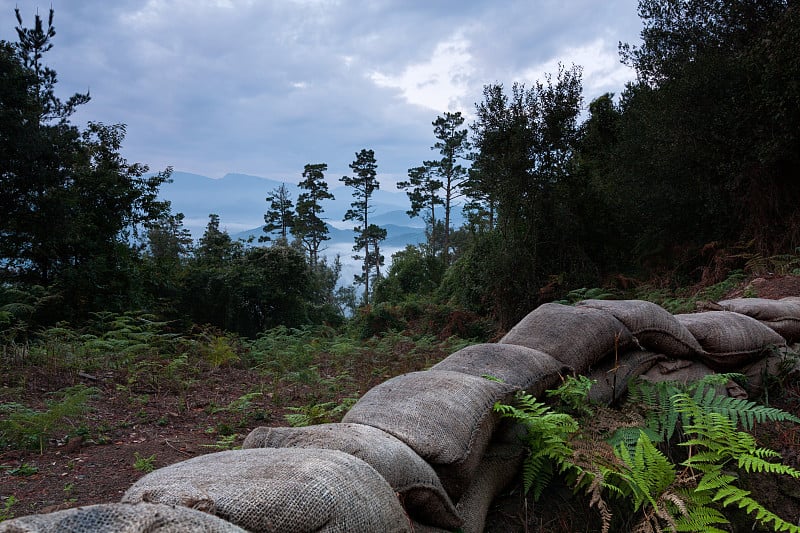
[3,1,643,186]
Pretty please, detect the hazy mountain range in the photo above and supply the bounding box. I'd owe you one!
[158,171,464,282]
[159,171,427,238]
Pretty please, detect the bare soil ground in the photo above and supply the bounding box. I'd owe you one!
[2,274,800,531]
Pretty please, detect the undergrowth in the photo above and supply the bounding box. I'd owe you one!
[0,385,97,452]
[496,375,800,532]
[1,311,482,453]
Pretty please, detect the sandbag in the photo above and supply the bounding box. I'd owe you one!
[122,448,411,532]
[500,303,634,374]
[578,299,703,358]
[430,343,571,397]
[639,359,747,398]
[640,359,716,385]
[675,311,787,370]
[739,349,799,398]
[713,298,800,342]
[587,350,667,405]
[241,423,461,530]
[341,370,517,500]
[454,443,526,533]
[0,502,246,533]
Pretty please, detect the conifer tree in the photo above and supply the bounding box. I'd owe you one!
[261,183,294,244]
[340,149,386,304]
[292,163,334,267]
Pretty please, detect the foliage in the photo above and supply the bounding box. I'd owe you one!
[0,9,171,321]
[397,165,443,256]
[497,370,800,532]
[546,375,597,416]
[465,67,591,328]
[284,398,357,427]
[132,452,156,473]
[373,246,445,304]
[612,1,800,257]
[0,495,16,522]
[494,390,580,500]
[261,183,295,244]
[0,384,97,452]
[634,270,747,314]
[182,244,323,336]
[292,163,334,267]
[340,149,386,304]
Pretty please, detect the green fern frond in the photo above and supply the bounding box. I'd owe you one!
[494,390,580,499]
[672,505,729,532]
[612,432,676,512]
[628,379,683,441]
[608,426,663,456]
[698,484,800,532]
[738,453,800,477]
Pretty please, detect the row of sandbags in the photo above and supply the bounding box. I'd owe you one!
[2,297,798,532]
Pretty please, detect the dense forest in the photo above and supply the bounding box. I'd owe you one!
[1,0,799,339]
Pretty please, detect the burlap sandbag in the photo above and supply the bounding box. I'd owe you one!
[0,502,247,533]
[122,448,411,532]
[675,311,787,370]
[713,298,800,342]
[640,359,716,385]
[587,350,667,405]
[639,359,747,398]
[341,370,518,500]
[430,343,571,397]
[578,299,704,358]
[739,348,799,398]
[500,303,634,374]
[454,442,526,533]
[241,423,461,530]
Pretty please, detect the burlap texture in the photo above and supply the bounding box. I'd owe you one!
[0,502,246,533]
[587,350,667,405]
[739,349,799,398]
[430,343,571,397]
[640,359,717,385]
[675,311,787,370]
[121,448,412,532]
[241,423,461,530]
[500,303,634,374]
[639,359,747,398]
[714,298,800,342]
[578,299,703,357]
[341,370,517,500]
[454,442,526,533]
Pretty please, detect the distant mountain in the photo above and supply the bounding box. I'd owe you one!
[159,171,430,238]
[158,171,465,285]
[231,223,426,249]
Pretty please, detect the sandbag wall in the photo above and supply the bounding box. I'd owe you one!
[2,297,799,533]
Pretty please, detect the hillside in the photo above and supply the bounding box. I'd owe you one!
[2,273,800,530]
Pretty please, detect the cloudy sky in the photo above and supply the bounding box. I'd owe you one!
[2,0,643,186]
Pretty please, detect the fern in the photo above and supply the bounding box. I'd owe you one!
[493,391,580,500]
[672,390,800,532]
[0,385,97,452]
[611,431,676,512]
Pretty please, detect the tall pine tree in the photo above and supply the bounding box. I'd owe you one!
[261,183,294,244]
[292,163,334,267]
[340,149,386,304]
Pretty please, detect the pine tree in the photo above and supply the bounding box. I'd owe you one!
[340,149,386,304]
[397,164,443,256]
[428,111,470,265]
[261,183,294,244]
[292,163,334,267]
